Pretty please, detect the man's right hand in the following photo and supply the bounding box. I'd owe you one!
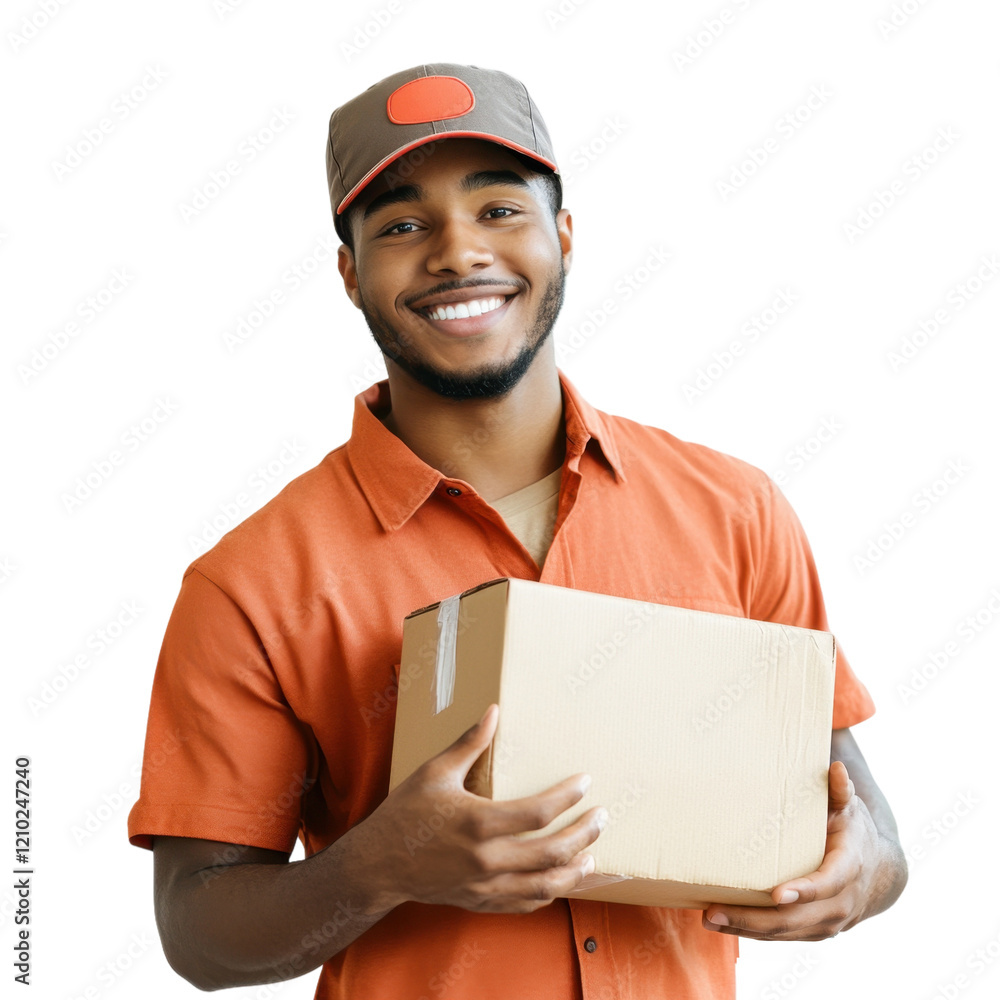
[346,703,607,915]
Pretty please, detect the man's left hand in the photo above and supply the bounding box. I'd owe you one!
[702,759,897,941]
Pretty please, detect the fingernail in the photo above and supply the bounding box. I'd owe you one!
[778,889,799,904]
[582,854,596,876]
[578,774,592,795]
[708,912,729,926]
[596,808,609,832]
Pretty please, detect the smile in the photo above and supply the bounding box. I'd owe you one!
[409,292,519,338]
[420,295,512,321]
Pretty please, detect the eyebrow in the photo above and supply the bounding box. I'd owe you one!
[361,169,532,226]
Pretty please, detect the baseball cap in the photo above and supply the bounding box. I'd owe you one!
[326,63,561,244]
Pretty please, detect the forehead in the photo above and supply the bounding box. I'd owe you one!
[354,137,536,209]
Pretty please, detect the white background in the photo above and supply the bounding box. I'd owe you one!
[3,0,999,997]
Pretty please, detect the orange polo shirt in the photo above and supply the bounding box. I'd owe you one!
[127,368,875,999]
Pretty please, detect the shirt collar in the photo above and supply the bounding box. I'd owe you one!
[346,368,627,533]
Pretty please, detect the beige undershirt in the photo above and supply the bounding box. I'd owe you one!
[489,466,563,570]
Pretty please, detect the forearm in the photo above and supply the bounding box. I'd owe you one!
[160,826,403,991]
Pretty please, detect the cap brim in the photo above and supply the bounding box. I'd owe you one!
[335,131,558,216]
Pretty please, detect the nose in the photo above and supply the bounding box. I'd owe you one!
[424,215,494,276]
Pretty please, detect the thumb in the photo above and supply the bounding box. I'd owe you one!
[828,759,854,811]
[438,703,498,775]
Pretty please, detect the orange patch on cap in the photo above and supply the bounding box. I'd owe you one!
[386,76,475,125]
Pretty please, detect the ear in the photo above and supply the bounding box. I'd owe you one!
[556,209,573,276]
[338,244,363,310]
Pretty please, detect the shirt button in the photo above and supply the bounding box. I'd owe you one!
[446,487,462,496]
[584,937,597,953]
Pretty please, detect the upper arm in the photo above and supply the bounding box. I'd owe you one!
[153,835,290,893]
[747,477,876,730]
[830,727,863,768]
[830,727,877,791]
[830,726,879,787]
[128,570,314,859]
[829,728,901,843]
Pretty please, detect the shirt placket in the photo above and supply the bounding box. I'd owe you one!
[435,460,586,582]
[567,899,622,999]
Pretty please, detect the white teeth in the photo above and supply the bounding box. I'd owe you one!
[423,296,508,321]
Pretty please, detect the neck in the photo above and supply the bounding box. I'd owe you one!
[379,354,566,503]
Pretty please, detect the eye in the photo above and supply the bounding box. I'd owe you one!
[485,207,518,219]
[379,221,419,237]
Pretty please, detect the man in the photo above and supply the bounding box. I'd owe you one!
[127,63,906,998]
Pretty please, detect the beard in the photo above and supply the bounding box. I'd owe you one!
[357,260,566,401]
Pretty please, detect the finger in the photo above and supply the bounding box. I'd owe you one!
[705,902,771,931]
[702,901,835,940]
[470,849,597,912]
[769,841,857,906]
[471,771,594,840]
[828,759,854,811]
[434,704,499,775]
[479,805,608,873]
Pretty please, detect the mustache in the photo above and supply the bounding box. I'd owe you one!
[405,277,525,309]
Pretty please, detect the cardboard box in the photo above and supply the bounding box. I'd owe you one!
[388,577,835,908]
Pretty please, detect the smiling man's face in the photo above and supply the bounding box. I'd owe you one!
[338,138,572,401]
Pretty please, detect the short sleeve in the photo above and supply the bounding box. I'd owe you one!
[127,568,314,852]
[749,477,876,730]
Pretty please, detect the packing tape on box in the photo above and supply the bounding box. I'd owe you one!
[566,872,633,893]
[432,594,460,714]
